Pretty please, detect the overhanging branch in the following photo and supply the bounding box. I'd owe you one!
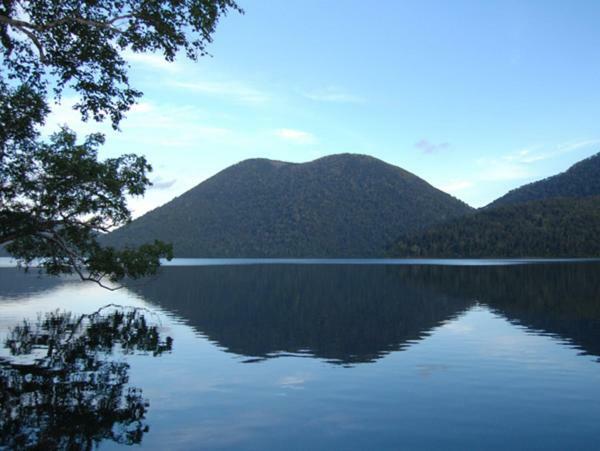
[0,13,134,34]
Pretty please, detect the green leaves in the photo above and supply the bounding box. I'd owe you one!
[88,240,174,282]
[0,1,240,285]
[2,127,172,286]
[1,0,242,128]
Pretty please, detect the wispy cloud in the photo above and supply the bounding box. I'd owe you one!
[503,139,600,165]
[149,176,176,190]
[415,139,450,154]
[475,138,600,182]
[274,128,315,144]
[42,97,112,137]
[124,50,181,73]
[115,102,238,147]
[129,102,154,114]
[172,80,269,104]
[558,139,600,153]
[303,87,363,103]
[440,180,474,194]
[476,158,532,181]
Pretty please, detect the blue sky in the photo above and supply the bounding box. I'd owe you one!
[44,0,600,214]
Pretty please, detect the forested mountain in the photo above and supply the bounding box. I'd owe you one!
[487,152,600,208]
[389,196,600,258]
[105,154,472,257]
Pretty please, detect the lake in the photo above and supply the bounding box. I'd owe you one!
[1,260,600,450]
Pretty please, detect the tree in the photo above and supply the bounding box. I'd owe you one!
[0,0,242,288]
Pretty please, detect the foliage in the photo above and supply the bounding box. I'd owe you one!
[0,306,172,449]
[488,152,600,208]
[105,154,474,257]
[389,196,600,258]
[0,0,242,128]
[0,0,241,285]
[2,127,173,287]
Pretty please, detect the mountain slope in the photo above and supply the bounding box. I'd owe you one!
[106,154,473,257]
[388,196,600,258]
[487,152,600,208]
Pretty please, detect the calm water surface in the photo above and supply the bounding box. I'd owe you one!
[1,260,599,449]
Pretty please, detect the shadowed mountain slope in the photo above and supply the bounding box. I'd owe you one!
[106,154,472,257]
[389,196,600,258]
[487,152,600,208]
[390,152,600,258]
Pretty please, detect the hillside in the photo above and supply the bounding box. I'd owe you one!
[488,152,600,208]
[105,154,472,257]
[388,196,600,258]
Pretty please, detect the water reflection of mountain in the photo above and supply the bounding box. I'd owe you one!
[3,263,599,365]
[454,263,600,359]
[130,263,600,364]
[130,265,473,364]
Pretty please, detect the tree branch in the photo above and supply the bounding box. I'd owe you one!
[35,230,123,291]
[0,15,36,30]
[0,13,133,35]
[0,18,48,63]
[0,234,19,245]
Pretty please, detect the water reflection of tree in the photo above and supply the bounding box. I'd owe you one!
[0,305,172,449]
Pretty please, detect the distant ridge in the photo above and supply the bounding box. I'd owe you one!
[106,153,473,257]
[487,151,600,208]
[389,150,600,258]
[389,196,600,258]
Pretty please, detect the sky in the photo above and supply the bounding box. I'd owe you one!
[44,0,600,215]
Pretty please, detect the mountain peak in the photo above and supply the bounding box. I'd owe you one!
[106,153,472,257]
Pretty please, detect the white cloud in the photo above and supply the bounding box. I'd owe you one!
[274,128,315,144]
[42,97,113,138]
[127,174,203,219]
[557,139,600,154]
[440,180,474,194]
[303,87,363,103]
[476,138,600,183]
[502,139,600,165]
[477,159,532,181]
[129,102,154,114]
[113,102,239,149]
[432,137,600,207]
[123,50,181,73]
[149,176,176,190]
[42,98,159,138]
[172,80,269,104]
[415,139,450,154]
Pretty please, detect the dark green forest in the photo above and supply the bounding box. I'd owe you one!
[389,196,600,258]
[105,154,472,257]
[5,150,600,260]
